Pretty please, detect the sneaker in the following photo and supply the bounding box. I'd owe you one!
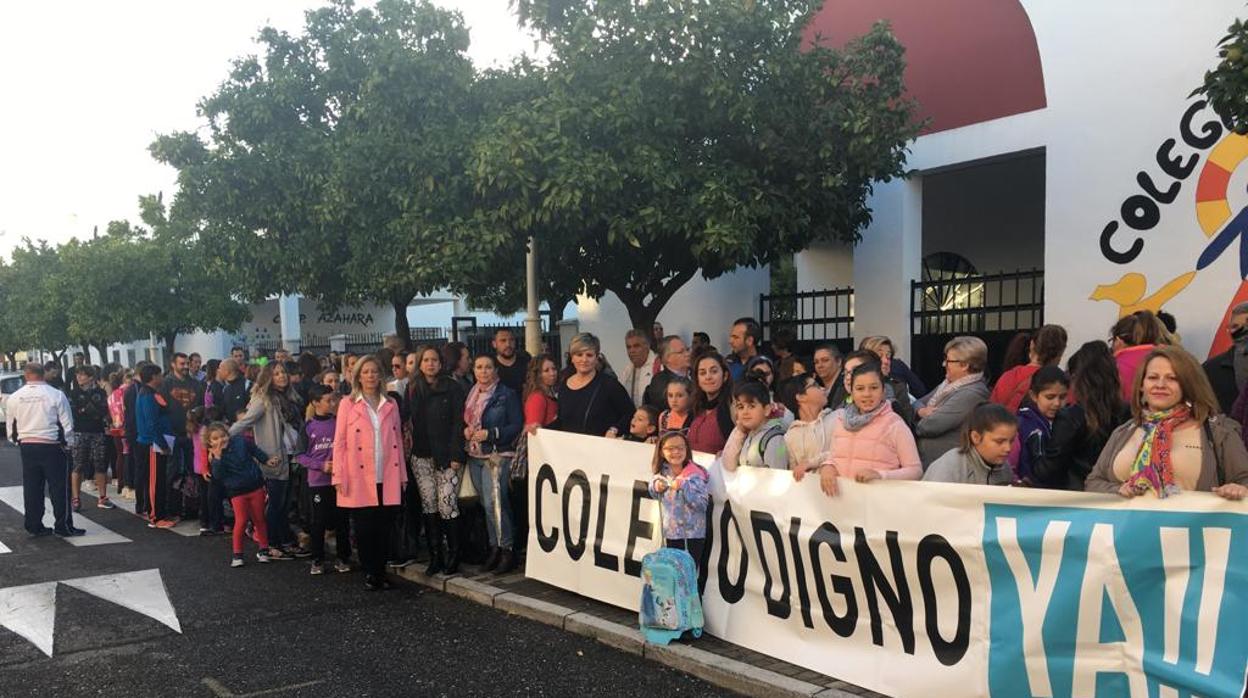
[266,547,291,561]
[310,561,325,575]
[334,560,352,573]
[28,526,54,537]
[121,487,135,500]
[231,556,244,568]
[256,550,271,563]
[155,519,179,529]
[71,498,81,512]
[54,526,86,537]
[283,545,312,559]
[96,498,116,510]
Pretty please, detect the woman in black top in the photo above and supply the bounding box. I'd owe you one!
[407,346,467,575]
[1031,341,1130,490]
[555,333,633,437]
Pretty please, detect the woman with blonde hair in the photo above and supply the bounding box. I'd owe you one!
[1086,345,1248,499]
[915,336,990,466]
[229,361,305,557]
[334,355,407,589]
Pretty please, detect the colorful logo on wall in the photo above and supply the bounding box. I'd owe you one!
[1092,100,1248,358]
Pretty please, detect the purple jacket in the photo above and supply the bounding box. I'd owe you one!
[296,414,336,488]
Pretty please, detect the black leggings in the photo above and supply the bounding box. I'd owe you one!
[666,538,706,573]
[351,486,397,577]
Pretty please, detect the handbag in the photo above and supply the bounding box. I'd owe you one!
[458,461,479,501]
[511,431,530,481]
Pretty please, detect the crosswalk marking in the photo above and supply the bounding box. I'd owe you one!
[0,486,131,546]
[0,539,10,554]
[79,483,201,537]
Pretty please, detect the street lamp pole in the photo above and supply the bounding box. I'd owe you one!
[524,235,542,357]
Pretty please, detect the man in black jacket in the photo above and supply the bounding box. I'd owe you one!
[210,359,250,424]
[69,366,113,511]
[644,335,691,410]
[1205,301,1248,414]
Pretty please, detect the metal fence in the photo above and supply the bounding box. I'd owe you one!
[758,286,855,343]
[451,316,561,359]
[301,328,448,355]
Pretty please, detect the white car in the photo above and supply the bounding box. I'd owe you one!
[0,371,26,437]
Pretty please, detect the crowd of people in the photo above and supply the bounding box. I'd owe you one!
[7,304,1248,590]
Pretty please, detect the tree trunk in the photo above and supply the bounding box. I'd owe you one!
[392,296,414,350]
[5,352,15,370]
[91,342,110,367]
[162,332,177,366]
[546,295,570,329]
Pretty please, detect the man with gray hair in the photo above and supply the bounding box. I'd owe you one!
[618,328,656,407]
[7,362,82,536]
[1205,301,1248,414]
[644,335,691,410]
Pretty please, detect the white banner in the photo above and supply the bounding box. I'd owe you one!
[526,429,1248,698]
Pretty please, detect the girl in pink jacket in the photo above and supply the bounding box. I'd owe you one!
[332,355,407,591]
[814,363,921,497]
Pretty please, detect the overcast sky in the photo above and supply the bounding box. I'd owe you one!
[0,1,535,256]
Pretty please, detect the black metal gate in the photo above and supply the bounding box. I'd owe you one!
[758,286,855,356]
[909,269,1044,389]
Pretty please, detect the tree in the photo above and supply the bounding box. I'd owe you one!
[0,262,29,367]
[5,240,71,361]
[51,226,151,363]
[1196,17,1248,134]
[151,0,503,347]
[475,0,920,330]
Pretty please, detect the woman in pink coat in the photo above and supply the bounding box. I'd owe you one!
[333,355,407,591]
[813,362,922,497]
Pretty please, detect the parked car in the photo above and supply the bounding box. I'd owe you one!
[0,371,26,438]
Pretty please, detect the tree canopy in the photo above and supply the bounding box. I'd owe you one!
[473,0,920,329]
[1197,17,1248,134]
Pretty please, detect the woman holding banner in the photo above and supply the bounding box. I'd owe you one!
[687,352,735,455]
[554,333,633,438]
[1085,345,1248,499]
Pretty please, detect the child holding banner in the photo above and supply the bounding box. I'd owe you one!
[648,431,710,568]
[922,404,1018,486]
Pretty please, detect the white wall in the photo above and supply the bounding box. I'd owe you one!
[795,240,854,292]
[576,266,771,363]
[852,178,924,361]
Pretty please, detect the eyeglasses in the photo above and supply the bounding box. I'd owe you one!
[941,358,967,367]
[391,363,403,369]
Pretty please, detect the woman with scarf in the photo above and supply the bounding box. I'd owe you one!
[783,373,836,474]
[808,362,921,496]
[464,354,524,574]
[1086,345,1248,499]
[229,362,306,558]
[915,337,991,467]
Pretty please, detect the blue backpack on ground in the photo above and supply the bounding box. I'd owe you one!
[639,547,704,645]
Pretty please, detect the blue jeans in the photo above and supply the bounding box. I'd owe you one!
[265,479,291,548]
[468,456,513,549]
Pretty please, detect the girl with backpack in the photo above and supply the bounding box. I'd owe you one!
[647,431,710,571]
[719,379,788,471]
[1085,345,1248,499]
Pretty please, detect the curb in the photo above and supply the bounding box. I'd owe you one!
[392,566,857,698]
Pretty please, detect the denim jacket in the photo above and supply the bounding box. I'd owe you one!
[477,384,524,455]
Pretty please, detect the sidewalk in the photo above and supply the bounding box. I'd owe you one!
[393,560,889,698]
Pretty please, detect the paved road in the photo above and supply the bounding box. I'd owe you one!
[0,443,729,697]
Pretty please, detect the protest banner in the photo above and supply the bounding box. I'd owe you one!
[525,429,1248,698]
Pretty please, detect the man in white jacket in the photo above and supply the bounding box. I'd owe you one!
[7,362,82,536]
[618,329,656,407]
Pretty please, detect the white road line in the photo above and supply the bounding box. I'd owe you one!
[79,483,201,537]
[0,486,131,546]
[0,539,10,554]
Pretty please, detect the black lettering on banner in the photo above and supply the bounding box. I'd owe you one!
[1136,171,1179,205]
[854,527,916,655]
[808,522,857,638]
[788,517,814,629]
[593,474,620,571]
[717,502,749,604]
[1100,221,1143,265]
[749,511,791,619]
[1156,138,1198,181]
[535,464,559,553]
[917,534,972,666]
[562,470,591,561]
[1180,99,1223,150]
[623,480,654,577]
[699,507,713,592]
[1120,194,1160,231]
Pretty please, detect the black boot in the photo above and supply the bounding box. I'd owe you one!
[482,546,501,572]
[496,548,517,575]
[443,517,462,575]
[423,514,444,577]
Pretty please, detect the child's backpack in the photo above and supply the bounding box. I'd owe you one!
[639,547,704,645]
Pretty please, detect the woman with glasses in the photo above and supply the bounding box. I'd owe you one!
[914,336,990,467]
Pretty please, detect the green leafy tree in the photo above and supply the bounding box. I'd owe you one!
[1196,17,1248,134]
[0,262,30,366]
[151,0,502,347]
[51,226,152,363]
[476,0,920,330]
[5,240,71,361]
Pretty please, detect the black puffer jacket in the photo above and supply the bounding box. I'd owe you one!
[408,374,467,469]
[1031,403,1130,490]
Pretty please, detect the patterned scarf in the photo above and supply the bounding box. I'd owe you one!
[1125,404,1191,498]
[842,400,888,432]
